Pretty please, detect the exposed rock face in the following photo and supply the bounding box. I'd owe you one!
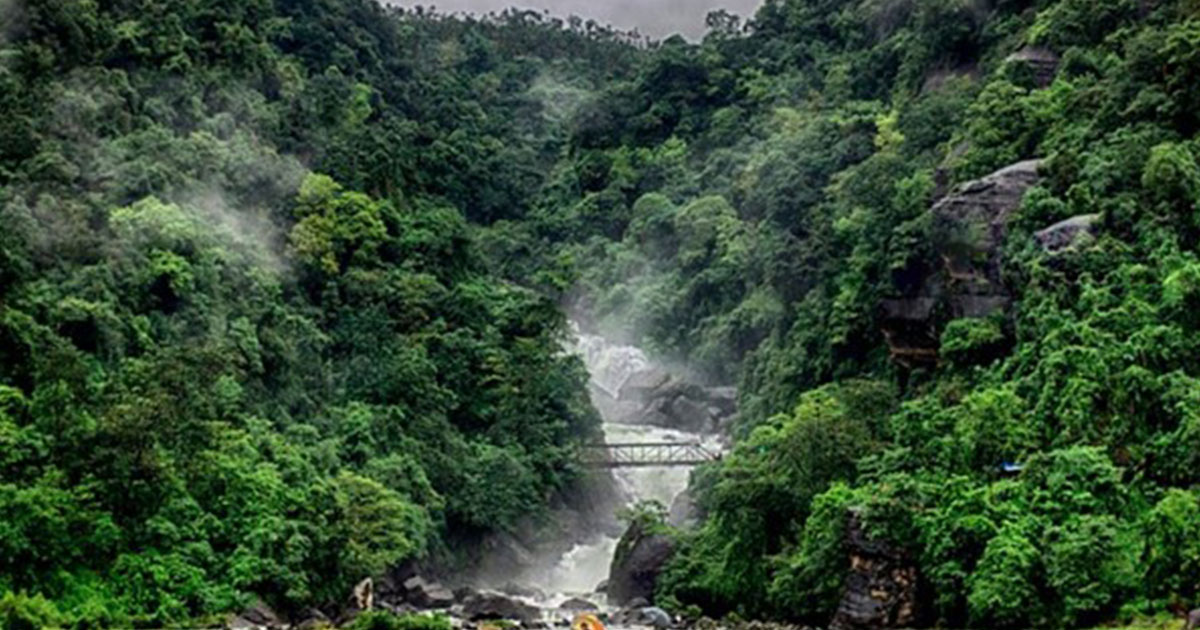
[668,487,700,528]
[227,600,284,630]
[402,576,455,609]
[612,605,674,629]
[830,512,920,630]
[881,160,1044,368]
[461,591,542,623]
[558,597,600,611]
[932,159,1042,294]
[1005,46,1060,88]
[607,519,676,606]
[1036,214,1100,253]
[616,371,736,433]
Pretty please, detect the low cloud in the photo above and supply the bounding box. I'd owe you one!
[388,0,763,40]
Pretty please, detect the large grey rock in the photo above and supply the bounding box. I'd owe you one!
[933,159,1042,292]
[558,597,600,612]
[618,368,673,402]
[461,591,543,623]
[639,607,674,629]
[830,511,920,630]
[1006,46,1060,87]
[667,395,715,433]
[881,160,1042,368]
[607,520,675,606]
[668,487,700,528]
[499,582,546,601]
[404,576,456,609]
[1035,214,1100,253]
[227,600,283,630]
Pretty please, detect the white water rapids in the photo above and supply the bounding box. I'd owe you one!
[525,331,717,607]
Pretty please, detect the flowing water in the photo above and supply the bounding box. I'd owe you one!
[525,330,717,608]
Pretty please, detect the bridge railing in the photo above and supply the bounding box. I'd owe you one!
[580,441,721,468]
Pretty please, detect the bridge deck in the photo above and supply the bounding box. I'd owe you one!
[580,441,721,468]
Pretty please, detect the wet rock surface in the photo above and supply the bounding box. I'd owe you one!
[558,597,600,611]
[830,511,920,630]
[607,520,676,606]
[228,600,284,630]
[461,590,543,624]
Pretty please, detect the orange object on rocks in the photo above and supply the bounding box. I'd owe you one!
[573,612,606,630]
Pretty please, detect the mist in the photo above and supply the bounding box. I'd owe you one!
[387,0,764,40]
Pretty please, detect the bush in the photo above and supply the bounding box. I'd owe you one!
[347,612,454,630]
[0,591,64,630]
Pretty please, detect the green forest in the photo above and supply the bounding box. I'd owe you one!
[2,0,1200,628]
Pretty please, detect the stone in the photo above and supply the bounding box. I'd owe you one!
[558,597,600,612]
[882,160,1043,368]
[228,600,283,630]
[638,606,673,629]
[1035,214,1100,253]
[668,487,699,528]
[1185,609,1200,630]
[293,607,329,630]
[498,582,546,601]
[607,520,675,606]
[352,577,375,611]
[1005,46,1060,88]
[461,591,543,624]
[933,159,1042,290]
[404,576,456,609]
[618,368,673,402]
[667,395,715,433]
[594,579,609,594]
[829,511,921,630]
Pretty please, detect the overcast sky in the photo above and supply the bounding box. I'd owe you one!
[387,0,764,40]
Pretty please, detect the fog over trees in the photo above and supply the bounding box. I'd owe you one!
[386,0,764,39]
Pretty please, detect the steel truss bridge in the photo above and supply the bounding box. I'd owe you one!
[580,442,721,469]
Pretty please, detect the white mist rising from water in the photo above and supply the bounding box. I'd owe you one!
[524,329,712,608]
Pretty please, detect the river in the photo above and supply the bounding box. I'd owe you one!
[514,330,720,610]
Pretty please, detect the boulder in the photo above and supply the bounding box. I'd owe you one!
[638,606,674,629]
[1185,608,1200,630]
[1005,46,1060,88]
[404,576,456,609]
[558,597,600,612]
[668,487,700,529]
[293,608,329,630]
[352,577,375,611]
[829,511,921,630]
[1035,214,1100,253]
[882,160,1043,368]
[454,586,480,602]
[594,580,609,594]
[933,159,1042,292]
[461,591,543,624]
[703,386,738,416]
[498,582,546,601]
[227,600,283,630]
[607,520,675,606]
[618,368,672,402]
[667,395,715,433]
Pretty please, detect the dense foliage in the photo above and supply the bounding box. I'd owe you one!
[480,0,1200,627]
[4,0,1200,627]
[0,1,621,626]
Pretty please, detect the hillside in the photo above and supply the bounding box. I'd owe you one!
[2,0,1200,628]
